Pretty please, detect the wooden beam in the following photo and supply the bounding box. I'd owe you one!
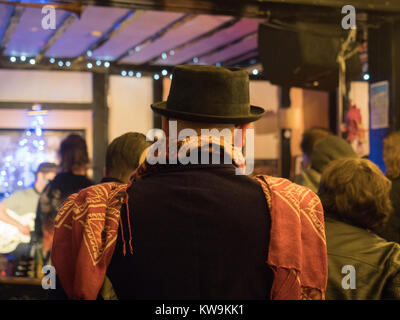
[0,57,268,82]
[115,14,196,63]
[92,72,109,183]
[0,6,25,56]
[72,9,145,65]
[152,78,163,129]
[82,0,400,20]
[36,13,77,63]
[145,17,240,64]
[0,101,92,110]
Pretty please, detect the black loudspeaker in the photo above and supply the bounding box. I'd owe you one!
[258,22,362,90]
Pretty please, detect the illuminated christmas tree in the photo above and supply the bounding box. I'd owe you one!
[0,105,48,199]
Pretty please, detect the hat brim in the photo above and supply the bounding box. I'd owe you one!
[151,102,265,124]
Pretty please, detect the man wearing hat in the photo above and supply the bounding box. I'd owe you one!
[51,66,327,300]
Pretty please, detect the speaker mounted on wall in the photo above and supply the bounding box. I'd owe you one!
[258,21,362,91]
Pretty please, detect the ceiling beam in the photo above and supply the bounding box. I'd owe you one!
[0,56,264,82]
[80,0,400,19]
[0,55,174,74]
[36,13,77,63]
[72,9,145,64]
[0,101,92,110]
[114,13,196,63]
[0,6,25,56]
[183,31,257,64]
[145,17,241,64]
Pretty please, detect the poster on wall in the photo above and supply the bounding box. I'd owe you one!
[345,82,370,157]
[370,81,389,130]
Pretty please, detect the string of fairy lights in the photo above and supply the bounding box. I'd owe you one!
[7,49,263,80]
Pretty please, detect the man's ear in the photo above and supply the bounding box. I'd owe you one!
[36,171,44,181]
[235,122,251,147]
[161,116,170,136]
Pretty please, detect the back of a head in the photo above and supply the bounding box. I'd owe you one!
[59,134,89,172]
[106,132,151,181]
[311,135,357,173]
[36,162,58,175]
[384,131,400,179]
[301,127,332,159]
[319,158,392,233]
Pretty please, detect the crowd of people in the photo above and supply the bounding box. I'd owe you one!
[0,65,400,300]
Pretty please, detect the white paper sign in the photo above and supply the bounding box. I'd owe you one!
[370,81,389,129]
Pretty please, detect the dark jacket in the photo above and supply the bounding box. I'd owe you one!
[325,217,400,300]
[378,177,400,243]
[106,163,273,299]
[35,172,94,240]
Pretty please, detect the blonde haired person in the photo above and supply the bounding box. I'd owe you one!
[380,131,400,243]
[319,158,400,299]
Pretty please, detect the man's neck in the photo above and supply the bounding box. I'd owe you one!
[72,168,86,176]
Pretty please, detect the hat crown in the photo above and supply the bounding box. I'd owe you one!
[167,65,250,117]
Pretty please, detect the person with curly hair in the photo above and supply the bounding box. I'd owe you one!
[319,158,400,299]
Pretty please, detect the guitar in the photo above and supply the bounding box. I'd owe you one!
[0,209,35,254]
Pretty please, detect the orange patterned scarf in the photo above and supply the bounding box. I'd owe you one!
[255,175,327,300]
[52,182,128,300]
[52,140,327,300]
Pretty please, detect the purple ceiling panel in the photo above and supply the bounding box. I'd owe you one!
[121,14,232,65]
[4,8,69,57]
[45,6,130,58]
[92,11,184,61]
[153,18,261,66]
[225,50,258,66]
[0,4,13,41]
[198,35,258,65]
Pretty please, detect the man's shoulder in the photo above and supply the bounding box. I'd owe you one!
[74,182,128,201]
[326,218,400,266]
[3,187,36,202]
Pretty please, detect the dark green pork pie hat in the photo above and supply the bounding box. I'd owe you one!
[151,65,265,124]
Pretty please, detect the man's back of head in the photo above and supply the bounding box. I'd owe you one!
[105,132,151,183]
